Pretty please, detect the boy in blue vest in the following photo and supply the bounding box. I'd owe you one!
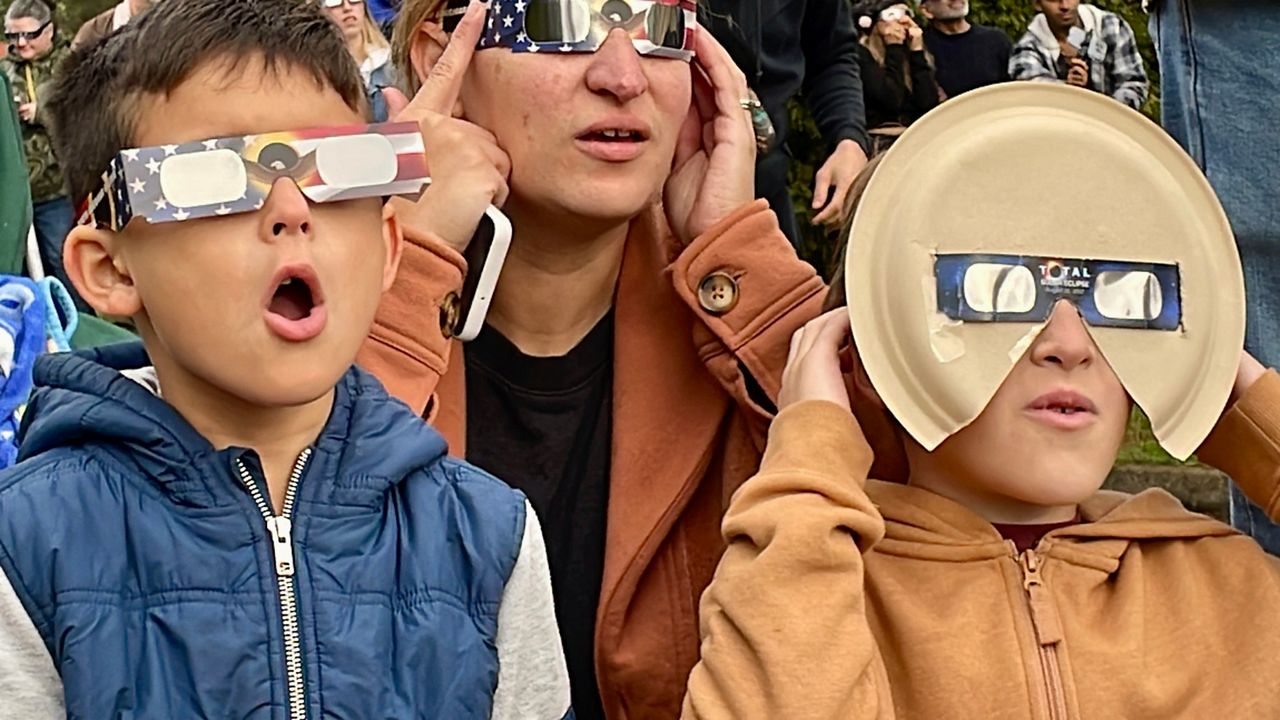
[0,0,571,717]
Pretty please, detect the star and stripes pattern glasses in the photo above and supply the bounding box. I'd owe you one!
[445,0,697,60]
[78,122,430,231]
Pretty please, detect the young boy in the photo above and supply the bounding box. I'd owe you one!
[0,0,570,717]
[682,84,1280,718]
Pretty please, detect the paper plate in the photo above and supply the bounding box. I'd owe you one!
[845,83,1244,460]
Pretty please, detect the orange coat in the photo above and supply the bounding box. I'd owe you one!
[683,372,1280,720]
[357,200,825,718]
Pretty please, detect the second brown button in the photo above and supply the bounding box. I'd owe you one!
[698,272,739,315]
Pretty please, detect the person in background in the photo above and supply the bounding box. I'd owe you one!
[321,0,400,122]
[852,0,939,155]
[1150,0,1280,552]
[2,0,87,312]
[1010,0,1148,110]
[702,0,871,237]
[71,0,157,49]
[921,0,1011,98]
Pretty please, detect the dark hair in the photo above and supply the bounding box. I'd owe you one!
[46,0,366,205]
[4,0,53,25]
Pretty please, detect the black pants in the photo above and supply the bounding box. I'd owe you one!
[755,150,800,246]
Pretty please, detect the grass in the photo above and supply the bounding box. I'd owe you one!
[1118,409,1189,466]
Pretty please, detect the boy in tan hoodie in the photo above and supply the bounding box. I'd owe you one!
[682,84,1280,720]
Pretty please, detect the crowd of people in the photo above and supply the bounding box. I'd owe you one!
[0,0,1274,718]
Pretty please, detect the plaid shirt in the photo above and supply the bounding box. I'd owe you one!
[1009,6,1149,110]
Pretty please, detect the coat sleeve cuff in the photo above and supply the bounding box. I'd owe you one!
[356,222,465,414]
[1198,370,1280,521]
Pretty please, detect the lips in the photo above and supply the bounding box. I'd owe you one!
[1025,389,1098,430]
[575,118,652,162]
[263,264,327,342]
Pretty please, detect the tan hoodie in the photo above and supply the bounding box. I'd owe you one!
[683,372,1280,720]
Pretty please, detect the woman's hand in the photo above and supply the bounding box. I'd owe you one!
[906,21,925,52]
[664,29,757,248]
[778,309,854,413]
[384,0,511,253]
[878,21,907,46]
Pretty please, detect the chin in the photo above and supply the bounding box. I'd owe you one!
[240,362,347,409]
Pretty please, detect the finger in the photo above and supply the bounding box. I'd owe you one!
[812,165,833,210]
[808,308,853,354]
[820,179,853,225]
[382,87,411,118]
[812,203,838,226]
[693,29,753,135]
[407,0,487,115]
[672,101,703,170]
[787,326,806,366]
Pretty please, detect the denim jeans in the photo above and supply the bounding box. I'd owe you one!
[1151,0,1280,553]
[31,196,90,314]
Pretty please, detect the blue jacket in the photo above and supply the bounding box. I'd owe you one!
[0,342,528,719]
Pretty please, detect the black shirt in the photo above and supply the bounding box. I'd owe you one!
[465,313,614,720]
[923,23,1013,99]
[857,43,940,129]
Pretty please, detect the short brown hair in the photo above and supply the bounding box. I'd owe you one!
[46,0,367,205]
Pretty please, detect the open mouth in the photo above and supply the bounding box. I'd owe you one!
[578,128,648,143]
[269,276,316,321]
[1028,391,1097,416]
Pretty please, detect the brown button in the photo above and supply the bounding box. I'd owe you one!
[698,272,739,315]
[440,292,461,339]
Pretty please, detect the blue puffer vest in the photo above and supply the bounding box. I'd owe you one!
[0,342,527,719]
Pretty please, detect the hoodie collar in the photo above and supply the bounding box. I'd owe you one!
[1028,3,1105,62]
[869,479,1236,570]
[19,342,449,509]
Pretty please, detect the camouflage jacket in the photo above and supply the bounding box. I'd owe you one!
[2,40,70,203]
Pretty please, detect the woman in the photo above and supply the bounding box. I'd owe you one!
[853,0,940,154]
[356,1,825,717]
[320,0,399,121]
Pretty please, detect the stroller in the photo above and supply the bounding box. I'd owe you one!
[1,73,135,467]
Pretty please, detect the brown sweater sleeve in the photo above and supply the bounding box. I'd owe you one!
[671,201,826,443]
[1198,370,1280,522]
[682,400,894,720]
[355,207,466,416]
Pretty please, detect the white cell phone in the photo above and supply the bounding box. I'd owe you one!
[454,205,512,342]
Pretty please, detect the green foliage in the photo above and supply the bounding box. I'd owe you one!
[787,0,1160,271]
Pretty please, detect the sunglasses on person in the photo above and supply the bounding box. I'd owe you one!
[3,21,51,43]
[77,122,429,231]
[321,0,364,7]
[445,0,697,61]
[878,6,912,23]
[935,253,1182,331]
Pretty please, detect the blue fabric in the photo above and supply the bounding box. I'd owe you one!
[367,0,399,25]
[367,62,398,124]
[0,276,45,469]
[36,277,77,353]
[29,196,89,314]
[0,343,528,718]
[1152,0,1280,553]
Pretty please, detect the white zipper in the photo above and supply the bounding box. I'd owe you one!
[236,448,313,720]
[1017,549,1068,720]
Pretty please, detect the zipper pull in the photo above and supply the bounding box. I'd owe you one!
[266,516,296,577]
[1019,550,1063,646]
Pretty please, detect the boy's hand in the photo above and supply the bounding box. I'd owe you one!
[779,309,853,413]
[386,0,511,253]
[1232,350,1267,404]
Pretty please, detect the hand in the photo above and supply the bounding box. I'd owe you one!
[778,309,854,413]
[382,0,511,253]
[1232,350,1267,405]
[664,29,757,248]
[17,102,36,123]
[878,21,907,45]
[1065,58,1089,88]
[811,140,869,229]
[907,23,924,51]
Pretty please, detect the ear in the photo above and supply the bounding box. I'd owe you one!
[919,3,935,20]
[409,20,467,116]
[379,200,406,293]
[63,224,143,317]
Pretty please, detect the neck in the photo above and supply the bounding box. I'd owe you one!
[931,17,970,35]
[485,199,628,357]
[347,35,367,65]
[906,456,1079,524]
[147,345,333,513]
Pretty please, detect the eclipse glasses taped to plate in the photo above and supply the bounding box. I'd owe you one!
[445,0,697,60]
[78,122,431,231]
[936,254,1181,331]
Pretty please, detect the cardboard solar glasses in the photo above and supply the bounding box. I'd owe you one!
[78,122,429,231]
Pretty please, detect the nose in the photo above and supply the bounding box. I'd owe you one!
[584,29,649,103]
[1028,300,1097,372]
[259,178,312,241]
